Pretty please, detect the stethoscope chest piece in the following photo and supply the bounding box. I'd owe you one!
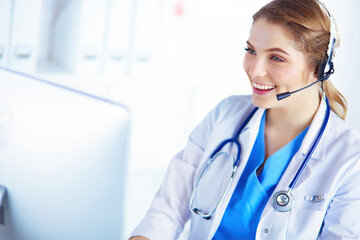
[273,190,294,212]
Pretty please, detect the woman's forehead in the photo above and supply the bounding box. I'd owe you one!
[248,18,300,53]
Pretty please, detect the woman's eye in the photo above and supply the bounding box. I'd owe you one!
[244,47,256,55]
[270,55,285,62]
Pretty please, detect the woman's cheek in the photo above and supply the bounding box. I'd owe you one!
[243,57,255,80]
[270,68,294,86]
[243,57,250,74]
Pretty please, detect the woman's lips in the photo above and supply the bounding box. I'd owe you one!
[252,81,277,95]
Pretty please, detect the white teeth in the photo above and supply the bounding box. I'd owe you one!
[253,82,276,90]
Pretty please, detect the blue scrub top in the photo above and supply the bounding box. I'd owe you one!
[213,110,308,240]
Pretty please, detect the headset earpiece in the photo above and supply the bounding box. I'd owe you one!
[317,53,329,80]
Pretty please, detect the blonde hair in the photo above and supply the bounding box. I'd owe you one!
[253,0,347,120]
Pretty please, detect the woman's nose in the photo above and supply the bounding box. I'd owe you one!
[249,58,267,79]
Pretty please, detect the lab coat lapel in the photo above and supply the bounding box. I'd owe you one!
[260,98,328,218]
[237,108,266,174]
[296,98,328,162]
[292,98,328,189]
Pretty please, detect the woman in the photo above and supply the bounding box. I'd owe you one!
[130,0,360,239]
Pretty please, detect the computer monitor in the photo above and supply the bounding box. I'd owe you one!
[0,67,130,240]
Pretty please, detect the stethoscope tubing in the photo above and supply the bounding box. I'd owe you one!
[190,97,330,218]
[288,97,330,190]
[189,155,238,219]
[210,107,259,167]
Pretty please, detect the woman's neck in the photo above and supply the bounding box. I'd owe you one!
[262,90,321,160]
[266,91,321,136]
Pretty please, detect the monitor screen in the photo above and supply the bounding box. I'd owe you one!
[0,67,130,240]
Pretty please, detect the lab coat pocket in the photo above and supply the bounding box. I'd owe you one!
[287,208,326,240]
[285,189,328,239]
[295,193,328,211]
[286,192,328,240]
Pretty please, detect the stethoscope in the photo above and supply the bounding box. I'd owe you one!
[189,97,330,219]
[273,97,330,211]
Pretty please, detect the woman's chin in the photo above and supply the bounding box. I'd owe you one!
[251,93,274,109]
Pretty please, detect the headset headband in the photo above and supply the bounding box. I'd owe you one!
[316,0,338,74]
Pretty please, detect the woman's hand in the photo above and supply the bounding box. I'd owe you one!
[129,236,150,240]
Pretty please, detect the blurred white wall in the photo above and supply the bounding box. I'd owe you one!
[324,0,360,129]
[1,0,359,238]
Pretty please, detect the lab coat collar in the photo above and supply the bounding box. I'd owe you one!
[241,107,266,134]
[297,97,328,161]
[242,97,329,162]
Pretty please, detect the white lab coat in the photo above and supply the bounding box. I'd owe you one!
[130,95,360,240]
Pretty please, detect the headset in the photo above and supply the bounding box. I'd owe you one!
[276,0,338,101]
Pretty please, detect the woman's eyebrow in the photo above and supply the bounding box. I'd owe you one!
[246,41,291,56]
[246,41,255,49]
[268,47,290,56]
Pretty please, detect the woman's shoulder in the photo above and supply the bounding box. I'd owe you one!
[188,95,254,149]
[212,95,254,122]
[327,111,360,158]
[218,95,252,107]
[329,111,360,140]
[220,94,252,104]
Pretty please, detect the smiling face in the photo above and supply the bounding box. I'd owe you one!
[243,18,318,109]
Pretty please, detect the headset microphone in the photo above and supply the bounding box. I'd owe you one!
[276,78,322,101]
[276,66,334,101]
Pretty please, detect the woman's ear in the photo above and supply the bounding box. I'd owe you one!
[313,71,319,82]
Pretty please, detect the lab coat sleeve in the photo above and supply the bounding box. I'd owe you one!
[318,156,360,239]
[129,97,233,240]
[129,143,203,240]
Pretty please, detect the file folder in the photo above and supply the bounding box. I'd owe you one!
[52,0,107,75]
[9,0,43,73]
[0,0,13,68]
[131,0,162,76]
[104,0,134,76]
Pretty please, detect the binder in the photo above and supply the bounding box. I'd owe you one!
[52,0,108,75]
[103,0,134,76]
[0,0,13,68]
[130,0,162,76]
[9,0,43,73]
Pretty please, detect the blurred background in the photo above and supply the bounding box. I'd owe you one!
[0,0,359,238]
